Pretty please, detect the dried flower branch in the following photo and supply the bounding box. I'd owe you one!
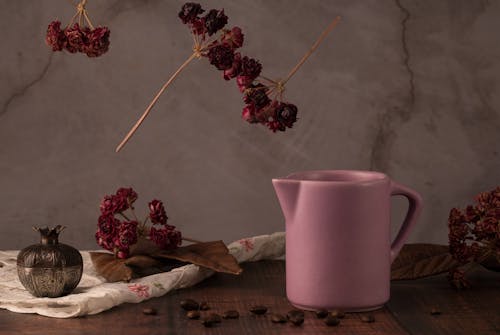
[96,187,194,259]
[115,2,340,152]
[45,0,110,57]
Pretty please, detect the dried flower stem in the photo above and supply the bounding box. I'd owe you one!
[116,52,198,152]
[282,16,341,86]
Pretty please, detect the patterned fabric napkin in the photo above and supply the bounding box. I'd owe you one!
[0,232,285,318]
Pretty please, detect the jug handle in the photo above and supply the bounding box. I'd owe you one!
[390,181,423,263]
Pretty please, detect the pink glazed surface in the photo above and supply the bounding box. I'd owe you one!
[272,170,422,311]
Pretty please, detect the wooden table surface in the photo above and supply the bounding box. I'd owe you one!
[0,260,498,335]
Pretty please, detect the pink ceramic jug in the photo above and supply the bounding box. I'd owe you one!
[272,170,423,311]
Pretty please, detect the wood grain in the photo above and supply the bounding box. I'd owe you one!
[0,260,497,334]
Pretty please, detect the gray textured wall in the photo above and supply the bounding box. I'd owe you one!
[1,0,499,250]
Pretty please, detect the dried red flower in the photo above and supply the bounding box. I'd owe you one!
[100,194,127,215]
[275,102,298,129]
[85,26,110,57]
[178,2,205,24]
[116,187,138,206]
[221,27,244,49]
[46,21,66,51]
[149,199,168,225]
[244,84,270,110]
[223,52,242,80]
[240,56,262,82]
[204,9,228,36]
[64,23,86,53]
[149,226,182,250]
[96,214,121,251]
[207,44,235,70]
[115,221,138,252]
[447,186,500,288]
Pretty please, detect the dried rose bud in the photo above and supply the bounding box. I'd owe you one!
[223,52,241,80]
[64,23,86,53]
[204,9,228,36]
[244,84,270,110]
[207,44,234,70]
[85,26,110,58]
[149,199,168,225]
[221,27,244,49]
[275,102,298,129]
[178,2,205,24]
[46,21,66,51]
[96,214,121,251]
[240,56,262,81]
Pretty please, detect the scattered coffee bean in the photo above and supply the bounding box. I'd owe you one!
[201,313,222,328]
[142,307,157,315]
[222,310,240,319]
[271,313,287,323]
[361,314,375,323]
[180,299,199,311]
[330,309,345,319]
[199,301,210,310]
[286,309,304,320]
[324,315,340,326]
[250,305,268,315]
[430,308,442,316]
[315,309,329,319]
[289,315,304,326]
[186,310,200,319]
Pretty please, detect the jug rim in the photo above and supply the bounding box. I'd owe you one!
[273,170,389,184]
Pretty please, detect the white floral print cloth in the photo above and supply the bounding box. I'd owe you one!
[0,232,285,318]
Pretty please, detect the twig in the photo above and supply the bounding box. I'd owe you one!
[116,53,198,152]
[282,16,341,85]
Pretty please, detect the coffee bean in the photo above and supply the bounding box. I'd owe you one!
[324,315,340,326]
[222,310,240,319]
[180,299,199,311]
[330,309,345,319]
[201,313,222,327]
[142,307,157,315]
[186,310,200,319]
[430,308,441,316]
[315,309,328,319]
[271,313,287,323]
[286,309,304,320]
[250,305,268,315]
[289,315,304,326]
[361,314,375,323]
[199,301,210,311]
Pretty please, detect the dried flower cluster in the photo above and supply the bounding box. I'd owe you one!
[115,3,340,152]
[45,0,110,57]
[178,2,298,132]
[96,187,181,259]
[447,186,500,288]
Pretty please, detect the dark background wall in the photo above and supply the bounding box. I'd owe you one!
[1,0,499,249]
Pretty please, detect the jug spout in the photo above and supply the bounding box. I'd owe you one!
[272,178,300,223]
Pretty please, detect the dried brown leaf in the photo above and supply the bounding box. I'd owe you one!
[89,252,133,282]
[391,244,459,280]
[154,240,243,275]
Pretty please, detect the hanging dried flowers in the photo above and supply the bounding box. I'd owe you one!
[45,0,110,58]
[115,2,340,152]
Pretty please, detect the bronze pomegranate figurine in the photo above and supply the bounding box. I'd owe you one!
[17,226,83,297]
